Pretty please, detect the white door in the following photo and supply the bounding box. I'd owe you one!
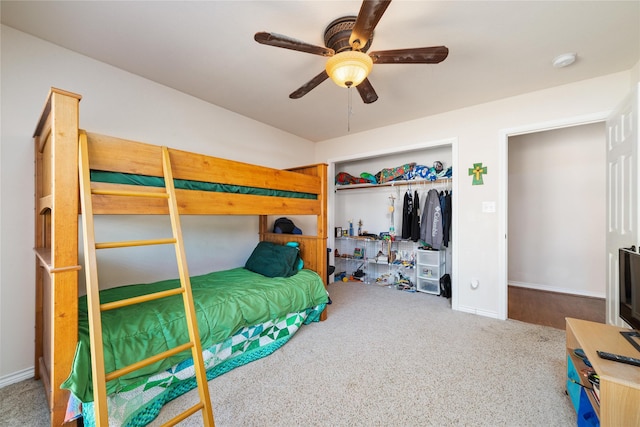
[606,84,639,326]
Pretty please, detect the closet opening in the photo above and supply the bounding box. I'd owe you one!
[328,137,458,308]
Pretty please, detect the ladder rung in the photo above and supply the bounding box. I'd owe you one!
[105,342,194,382]
[160,403,205,427]
[95,238,176,249]
[92,188,169,199]
[100,287,185,311]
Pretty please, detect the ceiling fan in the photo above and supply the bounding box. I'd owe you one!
[254,0,449,104]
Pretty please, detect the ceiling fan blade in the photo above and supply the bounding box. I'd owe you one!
[255,32,334,57]
[289,71,330,99]
[349,0,392,49]
[369,46,449,64]
[356,78,378,104]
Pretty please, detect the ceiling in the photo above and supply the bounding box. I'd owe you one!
[2,1,639,142]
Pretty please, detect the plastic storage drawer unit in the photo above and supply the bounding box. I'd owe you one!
[416,249,445,295]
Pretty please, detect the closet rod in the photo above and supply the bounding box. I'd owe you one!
[335,177,451,192]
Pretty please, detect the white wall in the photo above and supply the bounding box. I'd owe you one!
[508,123,606,297]
[316,70,635,318]
[0,26,316,382]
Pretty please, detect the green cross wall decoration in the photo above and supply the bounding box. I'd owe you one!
[469,162,488,185]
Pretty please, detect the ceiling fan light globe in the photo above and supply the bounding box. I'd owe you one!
[325,51,373,88]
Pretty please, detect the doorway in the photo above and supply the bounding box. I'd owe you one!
[506,123,607,328]
[498,113,609,323]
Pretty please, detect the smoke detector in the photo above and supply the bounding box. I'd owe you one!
[552,53,577,68]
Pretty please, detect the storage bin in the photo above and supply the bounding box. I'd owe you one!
[566,355,582,411]
[577,388,599,427]
[567,355,599,426]
[416,249,444,295]
[417,277,440,295]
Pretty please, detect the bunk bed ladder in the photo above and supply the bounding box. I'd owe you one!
[78,131,215,426]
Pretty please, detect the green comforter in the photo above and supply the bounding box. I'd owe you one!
[62,267,327,402]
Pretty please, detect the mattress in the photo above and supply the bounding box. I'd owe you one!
[62,267,328,402]
[90,170,317,199]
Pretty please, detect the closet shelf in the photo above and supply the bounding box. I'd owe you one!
[335,177,451,191]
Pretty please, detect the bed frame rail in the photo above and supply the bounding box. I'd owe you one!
[86,131,322,193]
[85,132,325,216]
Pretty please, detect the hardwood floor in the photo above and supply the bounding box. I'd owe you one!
[508,285,605,329]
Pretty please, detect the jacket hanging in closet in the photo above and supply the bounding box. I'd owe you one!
[441,191,452,247]
[410,190,420,242]
[401,191,413,239]
[420,188,443,250]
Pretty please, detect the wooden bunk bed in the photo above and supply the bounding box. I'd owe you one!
[32,88,328,426]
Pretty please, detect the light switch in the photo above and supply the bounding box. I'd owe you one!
[482,201,496,213]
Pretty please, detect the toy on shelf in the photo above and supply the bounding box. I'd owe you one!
[375,250,389,264]
[395,271,415,292]
[388,194,396,240]
[375,273,393,286]
[351,263,365,281]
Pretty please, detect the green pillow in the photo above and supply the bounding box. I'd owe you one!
[245,241,301,278]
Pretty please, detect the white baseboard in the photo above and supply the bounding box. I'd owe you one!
[508,280,606,299]
[456,304,500,319]
[0,367,35,389]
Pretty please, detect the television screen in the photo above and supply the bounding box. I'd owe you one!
[619,248,640,331]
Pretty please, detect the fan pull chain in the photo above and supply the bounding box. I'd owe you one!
[347,86,353,132]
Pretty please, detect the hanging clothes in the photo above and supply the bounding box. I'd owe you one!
[401,191,413,239]
[410,190,420,242]
[420,188,443,249]
[441,191,452,247]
